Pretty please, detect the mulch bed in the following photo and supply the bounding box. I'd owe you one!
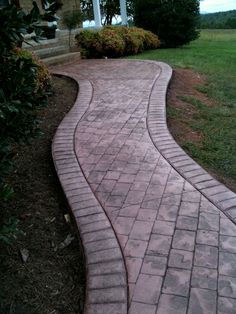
[0,76,85,314]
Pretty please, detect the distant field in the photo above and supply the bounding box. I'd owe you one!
[200,29,236,41]
[129,29,236,188]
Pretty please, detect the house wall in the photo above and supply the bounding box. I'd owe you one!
[57,0,80,29]
[20,0,82,50]
[20,0,80,29]
[20,0,43,13]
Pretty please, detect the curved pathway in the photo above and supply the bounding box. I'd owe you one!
[52,60,236,314]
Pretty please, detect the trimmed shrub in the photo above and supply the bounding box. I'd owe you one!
[75,26,160,58]
[102,26,143,55]
[100,27,126,57]
[125,27,145,54]
[75,29,103,58]
[143,30,161,50]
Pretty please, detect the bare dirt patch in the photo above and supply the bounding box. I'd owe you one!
[167,69,209,144]
[0,76,85,314]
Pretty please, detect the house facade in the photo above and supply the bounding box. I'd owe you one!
[20,0,80,29]
[1,0,127,51]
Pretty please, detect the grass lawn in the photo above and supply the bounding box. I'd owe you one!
[129,29,236,189]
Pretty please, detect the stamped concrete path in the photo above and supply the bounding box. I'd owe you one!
[52,60,236,314]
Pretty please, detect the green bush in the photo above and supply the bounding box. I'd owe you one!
[0,2,56,206]
[0,49,52,205]
[0,48,51,143]
[0,47,52,243]
[134,0,200,47]
[75,26,160,58]
[0,47,52,198]
[0,2,60,245]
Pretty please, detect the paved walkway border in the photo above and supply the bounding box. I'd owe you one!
[146,61,236,224]
[52,72,128,314]
[52,61,236,313]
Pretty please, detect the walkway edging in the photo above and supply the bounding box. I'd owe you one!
[51,71,128,314]
[51,60,236,314]
[147,61,236,223]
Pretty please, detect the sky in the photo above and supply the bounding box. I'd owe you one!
[200,0,236,13]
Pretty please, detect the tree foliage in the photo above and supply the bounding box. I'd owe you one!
[133,0,200,47]
[80,0,134,25]
[201,10,236,29]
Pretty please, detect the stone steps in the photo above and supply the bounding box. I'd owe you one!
[23,38,59,50]
[34,45,69,59]
[23,31,81,66]
[43,51,81,66]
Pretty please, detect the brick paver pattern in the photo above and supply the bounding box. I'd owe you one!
[53,60,236,314]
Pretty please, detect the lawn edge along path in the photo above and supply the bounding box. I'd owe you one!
[147,61,236,223]
[51,72,128,314]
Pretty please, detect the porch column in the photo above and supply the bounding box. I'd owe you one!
[119,0,127,25]
[92,0,102,27]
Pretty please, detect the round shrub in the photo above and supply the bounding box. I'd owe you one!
[100,27,126,57]
[75,26,160,58]
[100,26,139,55]
[143,30,160,50]
[75,30,103,58]
[128,27,147,53]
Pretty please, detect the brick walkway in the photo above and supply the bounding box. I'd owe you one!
[52,60,236,314]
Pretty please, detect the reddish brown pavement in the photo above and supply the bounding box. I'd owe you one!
[52,60,236,314]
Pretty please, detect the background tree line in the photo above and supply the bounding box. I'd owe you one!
[201,10,236,29]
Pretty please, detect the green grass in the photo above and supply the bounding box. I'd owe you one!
[129,29,236,107]
[129,30,236,185]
